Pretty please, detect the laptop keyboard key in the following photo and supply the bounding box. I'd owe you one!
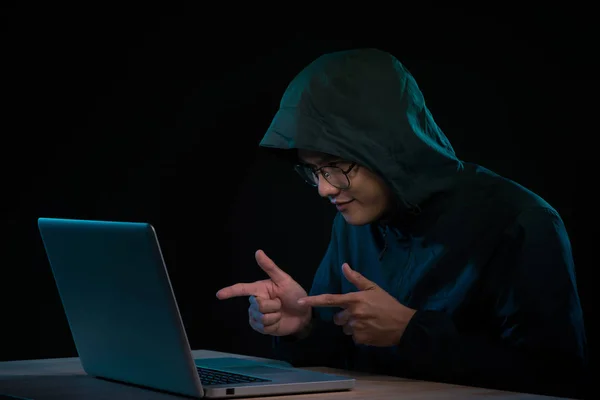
[197,366,271,386]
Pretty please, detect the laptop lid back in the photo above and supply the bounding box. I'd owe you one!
[37,217,204,398]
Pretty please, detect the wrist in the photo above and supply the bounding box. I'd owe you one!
[291,308,313,338]
[394,306,417,345]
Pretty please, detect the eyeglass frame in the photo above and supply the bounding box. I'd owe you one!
[293,161,357,189]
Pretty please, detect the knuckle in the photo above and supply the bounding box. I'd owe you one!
[263,321,279,335]
[258,304,270,313]
[352,305,366,316]
[264,313,275,323]
[263,301,281,313]
[263,312,279,325]
[263,326,274,335]
[322,296,333,305]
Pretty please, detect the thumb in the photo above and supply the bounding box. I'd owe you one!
[342,263,377,291]
[255,250,291,284]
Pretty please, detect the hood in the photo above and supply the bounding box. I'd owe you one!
[260,48,463,211]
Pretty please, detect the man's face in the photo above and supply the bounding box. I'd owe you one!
[297,149,394,225]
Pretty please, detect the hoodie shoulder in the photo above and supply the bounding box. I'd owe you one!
[469,164,557,215]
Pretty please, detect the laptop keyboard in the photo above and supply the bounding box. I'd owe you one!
[197,366,271,386]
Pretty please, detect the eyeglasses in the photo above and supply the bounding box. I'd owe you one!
[294,162,357,189]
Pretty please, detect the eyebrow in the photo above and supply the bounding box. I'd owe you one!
[301,156,344,168]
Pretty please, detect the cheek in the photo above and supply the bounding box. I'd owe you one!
[354,181,389,206]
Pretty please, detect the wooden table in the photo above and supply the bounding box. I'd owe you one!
[0,349,568,399]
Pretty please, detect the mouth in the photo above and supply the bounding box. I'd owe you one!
[333,200,354,211]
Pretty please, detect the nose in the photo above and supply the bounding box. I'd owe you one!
[317,176,341,198]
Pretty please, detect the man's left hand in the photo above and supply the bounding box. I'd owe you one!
[298,263,417,347]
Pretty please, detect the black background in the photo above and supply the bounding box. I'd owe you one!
[1,4,591,394]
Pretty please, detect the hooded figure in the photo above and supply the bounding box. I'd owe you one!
[218,48,587,398]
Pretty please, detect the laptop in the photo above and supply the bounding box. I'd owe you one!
[37,217,355,398]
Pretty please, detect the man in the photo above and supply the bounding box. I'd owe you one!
[216,48,587,397]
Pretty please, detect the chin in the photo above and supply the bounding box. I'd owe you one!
[339,204,388,226]
[340,212,375,226]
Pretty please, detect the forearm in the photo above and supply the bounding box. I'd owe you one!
[384,208,589,398]
[392,310,586,398]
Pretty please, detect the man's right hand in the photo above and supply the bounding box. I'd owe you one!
[216,250,312,337]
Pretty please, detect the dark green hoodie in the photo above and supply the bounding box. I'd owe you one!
[259,48,586,398]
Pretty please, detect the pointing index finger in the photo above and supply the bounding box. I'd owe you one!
[297,292,358,308]
[216,282,262,300]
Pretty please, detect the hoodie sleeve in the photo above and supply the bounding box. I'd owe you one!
[271,214,355,369]
[390,206,587,398]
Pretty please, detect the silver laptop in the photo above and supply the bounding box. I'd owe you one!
[37,217,355,398]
